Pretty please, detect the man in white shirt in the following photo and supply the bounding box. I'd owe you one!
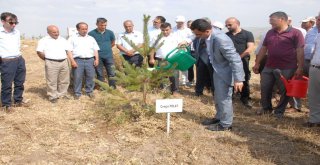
[148,16,166,67]
[172,15,194,87]
[305,13,320,127]
[68,22,99,100]
[116,20,143,67]
[149,22,187,95]
[0,12,27,111]
[36,25,73,103]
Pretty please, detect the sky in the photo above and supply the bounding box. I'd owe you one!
[1,0,318,38]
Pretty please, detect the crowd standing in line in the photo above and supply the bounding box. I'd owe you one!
[1,11,320,130]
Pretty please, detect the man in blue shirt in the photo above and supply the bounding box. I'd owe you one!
[88,18,116,88]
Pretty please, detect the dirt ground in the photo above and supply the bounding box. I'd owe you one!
[0,40,319,164]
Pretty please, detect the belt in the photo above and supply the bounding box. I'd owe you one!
[311,65,320,69]
[75,57,94,60]
[45,58,66,62]
[1,56,21,62]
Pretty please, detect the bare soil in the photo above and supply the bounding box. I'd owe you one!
[0,40,319,164]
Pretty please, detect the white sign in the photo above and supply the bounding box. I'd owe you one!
[156,99,183,113]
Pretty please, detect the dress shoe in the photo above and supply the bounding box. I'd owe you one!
[206,124,232,131]
[303,122,320,128]
[241,98,252,109]
[256,108,272,115]
[49,98,58,103]
[14,102,30,108]
[195,92,203,96]
[2,106,14,113]
[201,118,220,125]
[87,93,95,99]
[74,95,81,100]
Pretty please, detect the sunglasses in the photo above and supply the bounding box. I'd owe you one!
[7,21,19,25]
[225,24,232,27]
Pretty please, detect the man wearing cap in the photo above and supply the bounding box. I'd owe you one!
[301,16,316,32]
[303,16,319,76]
[306,12,320,127]
[172,15,194,87]
[225,17,255,108]
[116,20,144,67]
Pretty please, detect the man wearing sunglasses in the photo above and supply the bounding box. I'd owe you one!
[0,12,27,112]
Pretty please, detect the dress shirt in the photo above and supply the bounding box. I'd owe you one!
[311,33,320,66]
[305,27,319,60]
[68,34,99,58]
[116,31,143,55]
[148,26,161,41]
[37,36,71,60]
[151,34,179,59]
[172,26,194,43]
[0,27,21,58]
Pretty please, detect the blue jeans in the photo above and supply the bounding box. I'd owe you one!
[73,58,95,96]
[0,56,26,107]
[96,57,116,88]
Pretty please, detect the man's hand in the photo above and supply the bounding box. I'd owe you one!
[71,60,78,68]
[126,50,135,56]
[234,81,243,93]
[149,58,155,65]
[94,59,99,67]
[252,63,260,74]
[295,68,303,78]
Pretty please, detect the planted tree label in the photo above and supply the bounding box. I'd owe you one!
[156,99,183,113]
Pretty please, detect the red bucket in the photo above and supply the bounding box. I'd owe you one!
[280,76,309,98]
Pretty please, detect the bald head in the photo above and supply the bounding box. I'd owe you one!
[123,20,134,33]
[47,25,59,39]
[225,17,240,33]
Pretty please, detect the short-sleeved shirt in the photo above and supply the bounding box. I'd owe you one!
[150,34,179,59]
[0,27,21,58]
[226,29,254,55]
[68,34,100,58]
[263,27,305,69]
[36,36,71,60]
[116,30,143,55]
[88,29,115,59]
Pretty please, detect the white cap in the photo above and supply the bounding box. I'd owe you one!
[175,15,186,22]
[301,16,316,23]
[212,21,224,30]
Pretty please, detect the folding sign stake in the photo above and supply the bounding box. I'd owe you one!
[156,99,183,136]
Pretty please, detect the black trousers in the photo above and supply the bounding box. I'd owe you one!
[240,56,251,100]
[195,59,214,94]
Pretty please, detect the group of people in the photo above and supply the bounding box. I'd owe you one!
[1,11,320,131]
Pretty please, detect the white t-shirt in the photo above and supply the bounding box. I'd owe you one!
[116,31,143,54]
[68,34,99,58]
[37,36,71,60]
[151,34,179,59]
[0,27,21,58]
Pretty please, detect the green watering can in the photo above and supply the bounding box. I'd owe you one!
[161,46,196,71]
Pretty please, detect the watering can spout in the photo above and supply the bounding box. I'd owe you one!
[280,75,289,91]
